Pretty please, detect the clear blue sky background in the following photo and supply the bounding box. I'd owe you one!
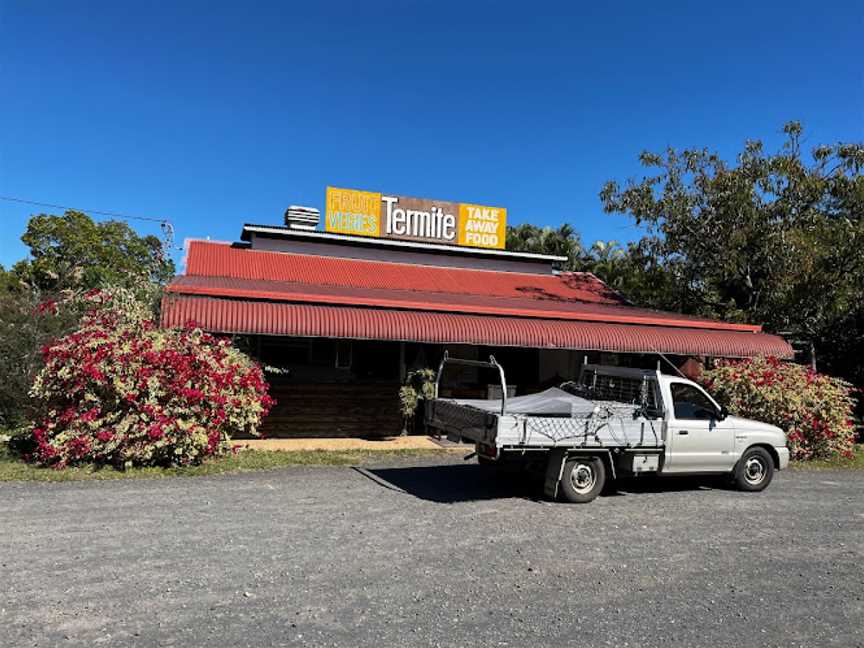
[1,1,862,270]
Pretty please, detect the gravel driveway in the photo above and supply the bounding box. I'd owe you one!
[2,456,862,648]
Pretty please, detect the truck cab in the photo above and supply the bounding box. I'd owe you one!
[654,372,790,476]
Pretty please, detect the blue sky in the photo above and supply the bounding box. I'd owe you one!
[1,1,862,270]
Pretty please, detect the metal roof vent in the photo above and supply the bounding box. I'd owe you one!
[284,205,320,231]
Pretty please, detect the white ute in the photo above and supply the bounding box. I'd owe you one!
[425,355,790,503]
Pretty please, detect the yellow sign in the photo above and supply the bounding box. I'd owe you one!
[457,203,507,249]
[325,187,381,237]
[324,186,507,249]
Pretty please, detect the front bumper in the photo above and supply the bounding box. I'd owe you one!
[776,447,790,470]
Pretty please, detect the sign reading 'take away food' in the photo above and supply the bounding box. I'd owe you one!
[324,186,507,250]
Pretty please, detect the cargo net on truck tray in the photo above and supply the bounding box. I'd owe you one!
[524,372,662,446]
[521,399,661,447]
[447,375,662,446]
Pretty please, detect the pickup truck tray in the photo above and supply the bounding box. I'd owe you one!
[427,393,664,449]
[426,354,665,450]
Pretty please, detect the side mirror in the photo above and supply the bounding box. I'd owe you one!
[717,406,729,421]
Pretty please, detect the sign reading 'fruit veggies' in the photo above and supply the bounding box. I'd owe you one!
[324,186,507,250]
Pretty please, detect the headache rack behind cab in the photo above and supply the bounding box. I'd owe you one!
[567,364,664,419]
[434,351,509,415]
[426,352,506,443]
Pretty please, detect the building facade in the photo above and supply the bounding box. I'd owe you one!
[161,221,792,438]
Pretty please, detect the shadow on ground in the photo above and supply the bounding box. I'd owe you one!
[359,463,729,504]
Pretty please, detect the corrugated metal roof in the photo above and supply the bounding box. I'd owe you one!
[185,240,625,305]
[164,240,793,357]
[177,241,762,332]
[160,295,795,359]
[166,275,762,332]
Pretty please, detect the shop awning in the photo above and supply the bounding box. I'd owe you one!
[161,242,793,359]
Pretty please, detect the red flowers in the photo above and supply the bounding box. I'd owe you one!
[36,299,58,315]
[702,356,856,462]
[80,407,101,423]
[29,291,273,468]
[64,436,91,459]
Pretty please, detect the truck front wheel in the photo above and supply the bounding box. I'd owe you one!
[733,447,774,492]
[559,456,606,504]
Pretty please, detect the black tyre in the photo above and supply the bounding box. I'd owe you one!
[559,456,606,503]
[733,447,774,492]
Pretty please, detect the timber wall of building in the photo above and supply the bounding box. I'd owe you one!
[250,382,403,438]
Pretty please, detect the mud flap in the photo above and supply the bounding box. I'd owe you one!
[543,448,568,500]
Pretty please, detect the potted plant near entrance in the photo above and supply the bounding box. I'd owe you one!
[399,369,436,436]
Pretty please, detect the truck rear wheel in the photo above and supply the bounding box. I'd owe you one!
[733,447,774,492]
[559,456,606,504]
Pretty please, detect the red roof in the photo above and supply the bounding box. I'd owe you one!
[184,240,626,304]
[161,296,794,359]
[163,241,793,358]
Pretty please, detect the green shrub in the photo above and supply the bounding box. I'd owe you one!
[399,369,436,417]
[27,289,274,468]
[0,287,89,429]
[702,357,856,460]
[399,368,437,433]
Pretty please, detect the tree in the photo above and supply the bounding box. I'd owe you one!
[599,122,864,370]
[11,210,174,293]
[506,223,587,270]
[505,226,676,308]
[0,289,87,428]
[0,211,175,429]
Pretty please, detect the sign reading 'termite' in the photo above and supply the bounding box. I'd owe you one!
[325,186,507,250]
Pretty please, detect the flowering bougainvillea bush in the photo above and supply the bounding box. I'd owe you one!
[702,356,856,461]
[28,289,274,468]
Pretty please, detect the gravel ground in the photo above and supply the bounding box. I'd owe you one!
[1,456,862,648]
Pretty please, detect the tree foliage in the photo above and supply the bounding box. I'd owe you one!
[504,224,671,306]
[0,286,88,428]
[1,211,175,429]
[508,124,863,414]
[599,122,864,340]
[505,223,586,264]
[11,210,174,293]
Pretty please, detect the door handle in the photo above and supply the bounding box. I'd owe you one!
[678,430,689,435]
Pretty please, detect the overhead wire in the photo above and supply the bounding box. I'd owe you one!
[0,195,168,224]
[0,195,180,253]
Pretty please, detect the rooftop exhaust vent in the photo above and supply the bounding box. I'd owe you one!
[284,205,320,231]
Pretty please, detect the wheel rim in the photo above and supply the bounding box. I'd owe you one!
[744,456,766,485]
[570,462,596,494]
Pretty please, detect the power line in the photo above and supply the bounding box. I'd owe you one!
[0,195,180,252]
[0,195,168,224]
